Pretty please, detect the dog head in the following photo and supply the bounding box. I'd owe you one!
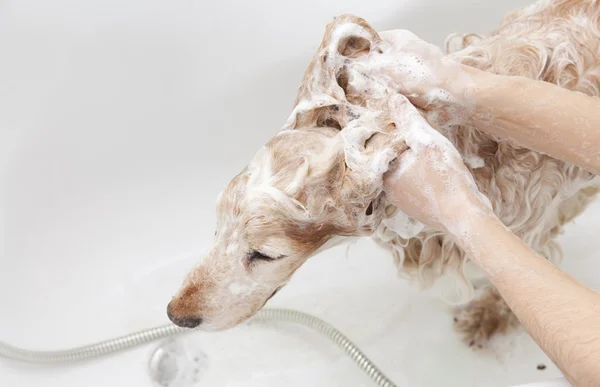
[168,15,412,330]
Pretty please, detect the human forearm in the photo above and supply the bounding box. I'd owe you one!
[453,206,600,386]
[464,66,600,174]
[383,31,600,384]
[379,30,600,173]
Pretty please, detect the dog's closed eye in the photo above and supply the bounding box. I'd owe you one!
[248,251,285,262]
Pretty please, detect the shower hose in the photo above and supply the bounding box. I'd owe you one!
[0,307,397,387]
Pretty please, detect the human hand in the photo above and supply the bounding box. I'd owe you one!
[377,30,476,128]
[384,95,491,236]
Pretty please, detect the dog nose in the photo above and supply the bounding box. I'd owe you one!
[167,301,202,328]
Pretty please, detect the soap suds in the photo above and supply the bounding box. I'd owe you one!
[464,154,485,169]
[382,210,424,239]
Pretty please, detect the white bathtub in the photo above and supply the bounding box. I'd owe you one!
[1,0,598,386]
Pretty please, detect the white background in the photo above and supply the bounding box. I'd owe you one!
[1,0,598,386]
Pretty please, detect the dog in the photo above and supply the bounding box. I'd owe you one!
[167,0,600,347]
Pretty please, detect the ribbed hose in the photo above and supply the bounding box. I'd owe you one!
[0,308,396,387]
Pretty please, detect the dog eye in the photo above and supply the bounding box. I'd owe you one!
[248,251,276,261]
[248,251,287,262]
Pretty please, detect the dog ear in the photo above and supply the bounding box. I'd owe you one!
[281,14,410,237]
[283,15,383,132]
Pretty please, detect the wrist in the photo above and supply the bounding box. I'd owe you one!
[441,189,495,240]
[428,63,488,127]
[455,65,495,124]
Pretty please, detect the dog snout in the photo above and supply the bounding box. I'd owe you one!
[167,300,202,328]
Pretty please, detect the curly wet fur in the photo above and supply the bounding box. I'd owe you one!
[169,0,600,341]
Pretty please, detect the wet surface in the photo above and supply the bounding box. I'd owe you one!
[149,338,209,387]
